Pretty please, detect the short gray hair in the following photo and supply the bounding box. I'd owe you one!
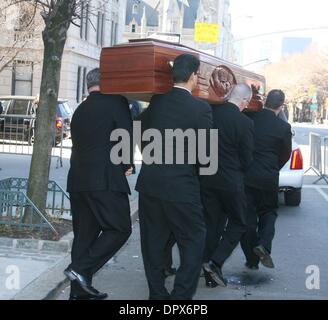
[86,68,100,89]
[228,83,252,104]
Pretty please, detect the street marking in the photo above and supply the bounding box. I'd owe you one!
[303,184,328,189]
[303,185,328,202]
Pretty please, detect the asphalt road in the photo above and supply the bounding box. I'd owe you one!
[56,181,328,300]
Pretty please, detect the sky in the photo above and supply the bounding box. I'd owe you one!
[229,0,328,41]
[229,0,328,67]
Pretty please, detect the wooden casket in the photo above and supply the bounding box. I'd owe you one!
[100,39,266,111]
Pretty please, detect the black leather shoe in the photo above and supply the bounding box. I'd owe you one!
[253,245,275,268]
[203,261,227,287]
[202,267,218,288]
[87,287,108,300]
[64,267,107,297]
[245,262,259,270]
[64,268,89,287]
[164,267,177,277]
[69,291,108,300]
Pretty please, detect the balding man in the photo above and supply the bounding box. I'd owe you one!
[200,83,254,287]
[240,89,292,270]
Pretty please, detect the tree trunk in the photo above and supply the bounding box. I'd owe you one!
[24,0,75,223]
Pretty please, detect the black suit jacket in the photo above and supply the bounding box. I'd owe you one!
[245,108,292,191]
[135,87,213,204]
[67,92,133,194]
[200,102,254,192]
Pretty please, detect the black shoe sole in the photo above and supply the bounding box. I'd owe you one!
[253,247,274,269]
[203,265,227,287]
[245,263,259,270]
[69,294,107,300]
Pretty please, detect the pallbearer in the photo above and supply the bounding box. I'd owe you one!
[201,84,254,287]
[240,90,292,269]
[136,54,213,300]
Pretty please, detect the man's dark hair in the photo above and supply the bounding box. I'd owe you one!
[172,54,200,83]
[265,89,285,110]
[86,68,100,89]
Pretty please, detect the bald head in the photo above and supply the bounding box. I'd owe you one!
[228,83,252,111]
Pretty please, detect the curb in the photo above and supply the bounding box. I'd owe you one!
[12,199,139,300]
[0,235,73,254]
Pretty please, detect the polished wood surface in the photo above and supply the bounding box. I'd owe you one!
[100,39,265,111]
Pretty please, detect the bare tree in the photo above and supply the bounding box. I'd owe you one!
[264,45,328,102]
[23,0,77,223]
[2,0,114,223]
[0,2,39,73]
[2,0,78,222]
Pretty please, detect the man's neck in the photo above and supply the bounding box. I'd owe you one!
[228,99,242,111]
[88,85,100,93]
[174,83,192,94]
[265,107,280,115]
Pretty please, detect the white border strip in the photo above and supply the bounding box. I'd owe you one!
[303,185,328,202]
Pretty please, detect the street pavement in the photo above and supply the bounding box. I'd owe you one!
[55,183,328,300]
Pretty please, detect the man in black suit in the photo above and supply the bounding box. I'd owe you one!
[136,54,213,300]
[201,84,254,287]
[240,89,292,269]
[64,68,134,300]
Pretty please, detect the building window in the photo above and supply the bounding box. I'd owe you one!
[131,24,136,33]
[11,60,33,96]
[82,67,87,97]
[114,22,118,44]
[97,12,105,46]
[76,66,81,103]
[76,66,87,103]
[111,21,118,46]
[132,4,139,14]
[80,1,89,40]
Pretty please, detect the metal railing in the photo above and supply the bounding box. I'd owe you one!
[0,178,71,235]
[324,136,328,181]
[305,132,328,184]
[0,114,67,168]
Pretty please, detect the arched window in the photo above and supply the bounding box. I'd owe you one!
[132,4,138,14]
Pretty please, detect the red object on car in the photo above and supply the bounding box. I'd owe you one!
[56,117,63,129]
[290,148,303,170]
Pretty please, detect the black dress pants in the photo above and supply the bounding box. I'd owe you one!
[202,187,247,267]
[69,190,132,284]
[240,186,278,265]
[165,233,177,270]
[138,193,206,300]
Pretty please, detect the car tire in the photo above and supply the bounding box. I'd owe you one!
[284,189,301,206]
[27,129,35,146]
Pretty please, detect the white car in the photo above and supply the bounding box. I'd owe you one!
[278,112,304,206]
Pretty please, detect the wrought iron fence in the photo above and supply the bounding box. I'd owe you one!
[324,136,328,181]
[0,178,71,235]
